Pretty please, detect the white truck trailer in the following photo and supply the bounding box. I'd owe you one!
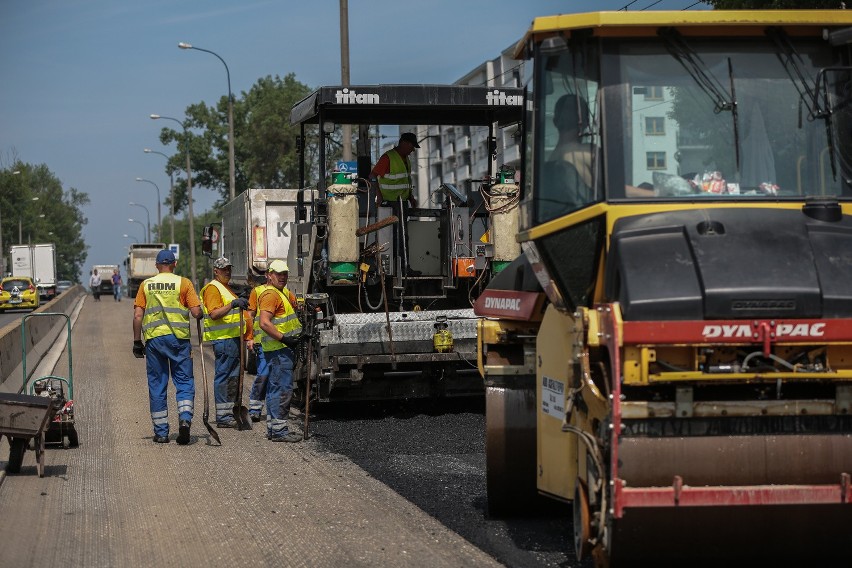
[11,243,58,300]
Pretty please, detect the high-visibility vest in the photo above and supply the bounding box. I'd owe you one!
[251,284,272,341]
[377,149,412,201]
[200,279,243,342]
[258,287,302,352]
[141,272,190,341]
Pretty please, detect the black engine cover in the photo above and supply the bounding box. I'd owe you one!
[605,207,852,320]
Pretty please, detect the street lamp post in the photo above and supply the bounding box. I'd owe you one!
[19,197,40,244]
[150,114,197,289]
[144,149,175,243]
[3,170,23,274]
[128,219,147,245]
[123,233,139,244]
[178,42,235,201]
[135,178,162,243]
[129,203,151,242]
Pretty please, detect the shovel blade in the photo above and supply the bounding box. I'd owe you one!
[234,404,252,430]
[205,421,222,444]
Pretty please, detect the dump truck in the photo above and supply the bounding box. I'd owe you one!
[477,10,852,565]
[11,243,57,300]
[205,85,523,402]
[124,243,165,298]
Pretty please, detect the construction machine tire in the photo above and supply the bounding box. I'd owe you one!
[485,385,538,516]
[66,427,79,448]
[573,480,593,561]
[6,437,27,474]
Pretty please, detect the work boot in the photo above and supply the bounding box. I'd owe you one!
[176,420,191,445]
[153,435,170,444]
[269,431,302,443]
[249,413,262,423]
[288,407,303,419]
[216,420,237,429]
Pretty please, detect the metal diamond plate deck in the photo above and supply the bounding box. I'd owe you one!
[322,309,478,345]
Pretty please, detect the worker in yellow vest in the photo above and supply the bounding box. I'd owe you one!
[246,266,301,422]
[369,131,420,276]
[200,257,250,428]
[257,259,303,442]
[132,249,203,445]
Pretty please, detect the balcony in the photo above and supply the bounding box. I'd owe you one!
[456,164,471,182]
[456,136,471,153]
[474,158,490,178]
[442,143,455,159]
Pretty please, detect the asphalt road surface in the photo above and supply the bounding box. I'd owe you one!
[0,297,586,568]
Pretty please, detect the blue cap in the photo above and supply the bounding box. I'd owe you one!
[155,250,176,265]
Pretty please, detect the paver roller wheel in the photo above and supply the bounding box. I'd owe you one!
[485,385,538,516]
[6,437,27,474]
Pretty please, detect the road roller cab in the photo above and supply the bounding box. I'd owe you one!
[479,10,852,565]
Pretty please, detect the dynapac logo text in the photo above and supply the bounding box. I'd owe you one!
[702,323,826,339]
[483,296,521,311]
[335,88,379,104]
[486,90,522,106]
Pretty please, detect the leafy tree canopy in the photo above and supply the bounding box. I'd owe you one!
[156,73,316,212]
[0,162,89,280]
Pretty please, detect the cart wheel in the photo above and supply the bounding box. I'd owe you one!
[66,427,79,448]
[36,432,45,478]
[6,437,27,474]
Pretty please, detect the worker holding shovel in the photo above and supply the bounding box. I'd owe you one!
[200,257,250,429]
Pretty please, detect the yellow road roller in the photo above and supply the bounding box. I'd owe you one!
[477,10,852,565]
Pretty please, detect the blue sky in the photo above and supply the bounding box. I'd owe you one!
[0,0,706,280]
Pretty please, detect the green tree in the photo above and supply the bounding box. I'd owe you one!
[703,0,843,7]
[0,163,89,280]
[156,73,316,211]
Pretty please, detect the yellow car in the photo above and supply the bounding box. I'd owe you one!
[0,277,40,311]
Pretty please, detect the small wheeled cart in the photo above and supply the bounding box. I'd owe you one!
[0,392,52,476]
[22,312,78,449]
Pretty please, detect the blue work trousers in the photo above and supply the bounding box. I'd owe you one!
[265,347,294,438]
[248,346,268,417]
[212,337,240,424]
[145,334,195,437]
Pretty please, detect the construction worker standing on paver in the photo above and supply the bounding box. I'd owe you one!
[369,131,420,276]
[257,259,303,442]
[200,257,250,428]
[246,266,302,422]
[132,249,203,445]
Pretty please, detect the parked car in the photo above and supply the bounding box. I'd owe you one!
[0,276,40,311]
[55,280,74,294]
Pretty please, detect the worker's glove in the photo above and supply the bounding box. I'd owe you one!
[132,340,145,359]
[231,297,249,310]
[281,333,308,348]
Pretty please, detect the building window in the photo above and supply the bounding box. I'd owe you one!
[646,151,666,170]
[645,116,665,136]
[644,86,663,100]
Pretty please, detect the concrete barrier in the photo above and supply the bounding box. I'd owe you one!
[0,285,85,391]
